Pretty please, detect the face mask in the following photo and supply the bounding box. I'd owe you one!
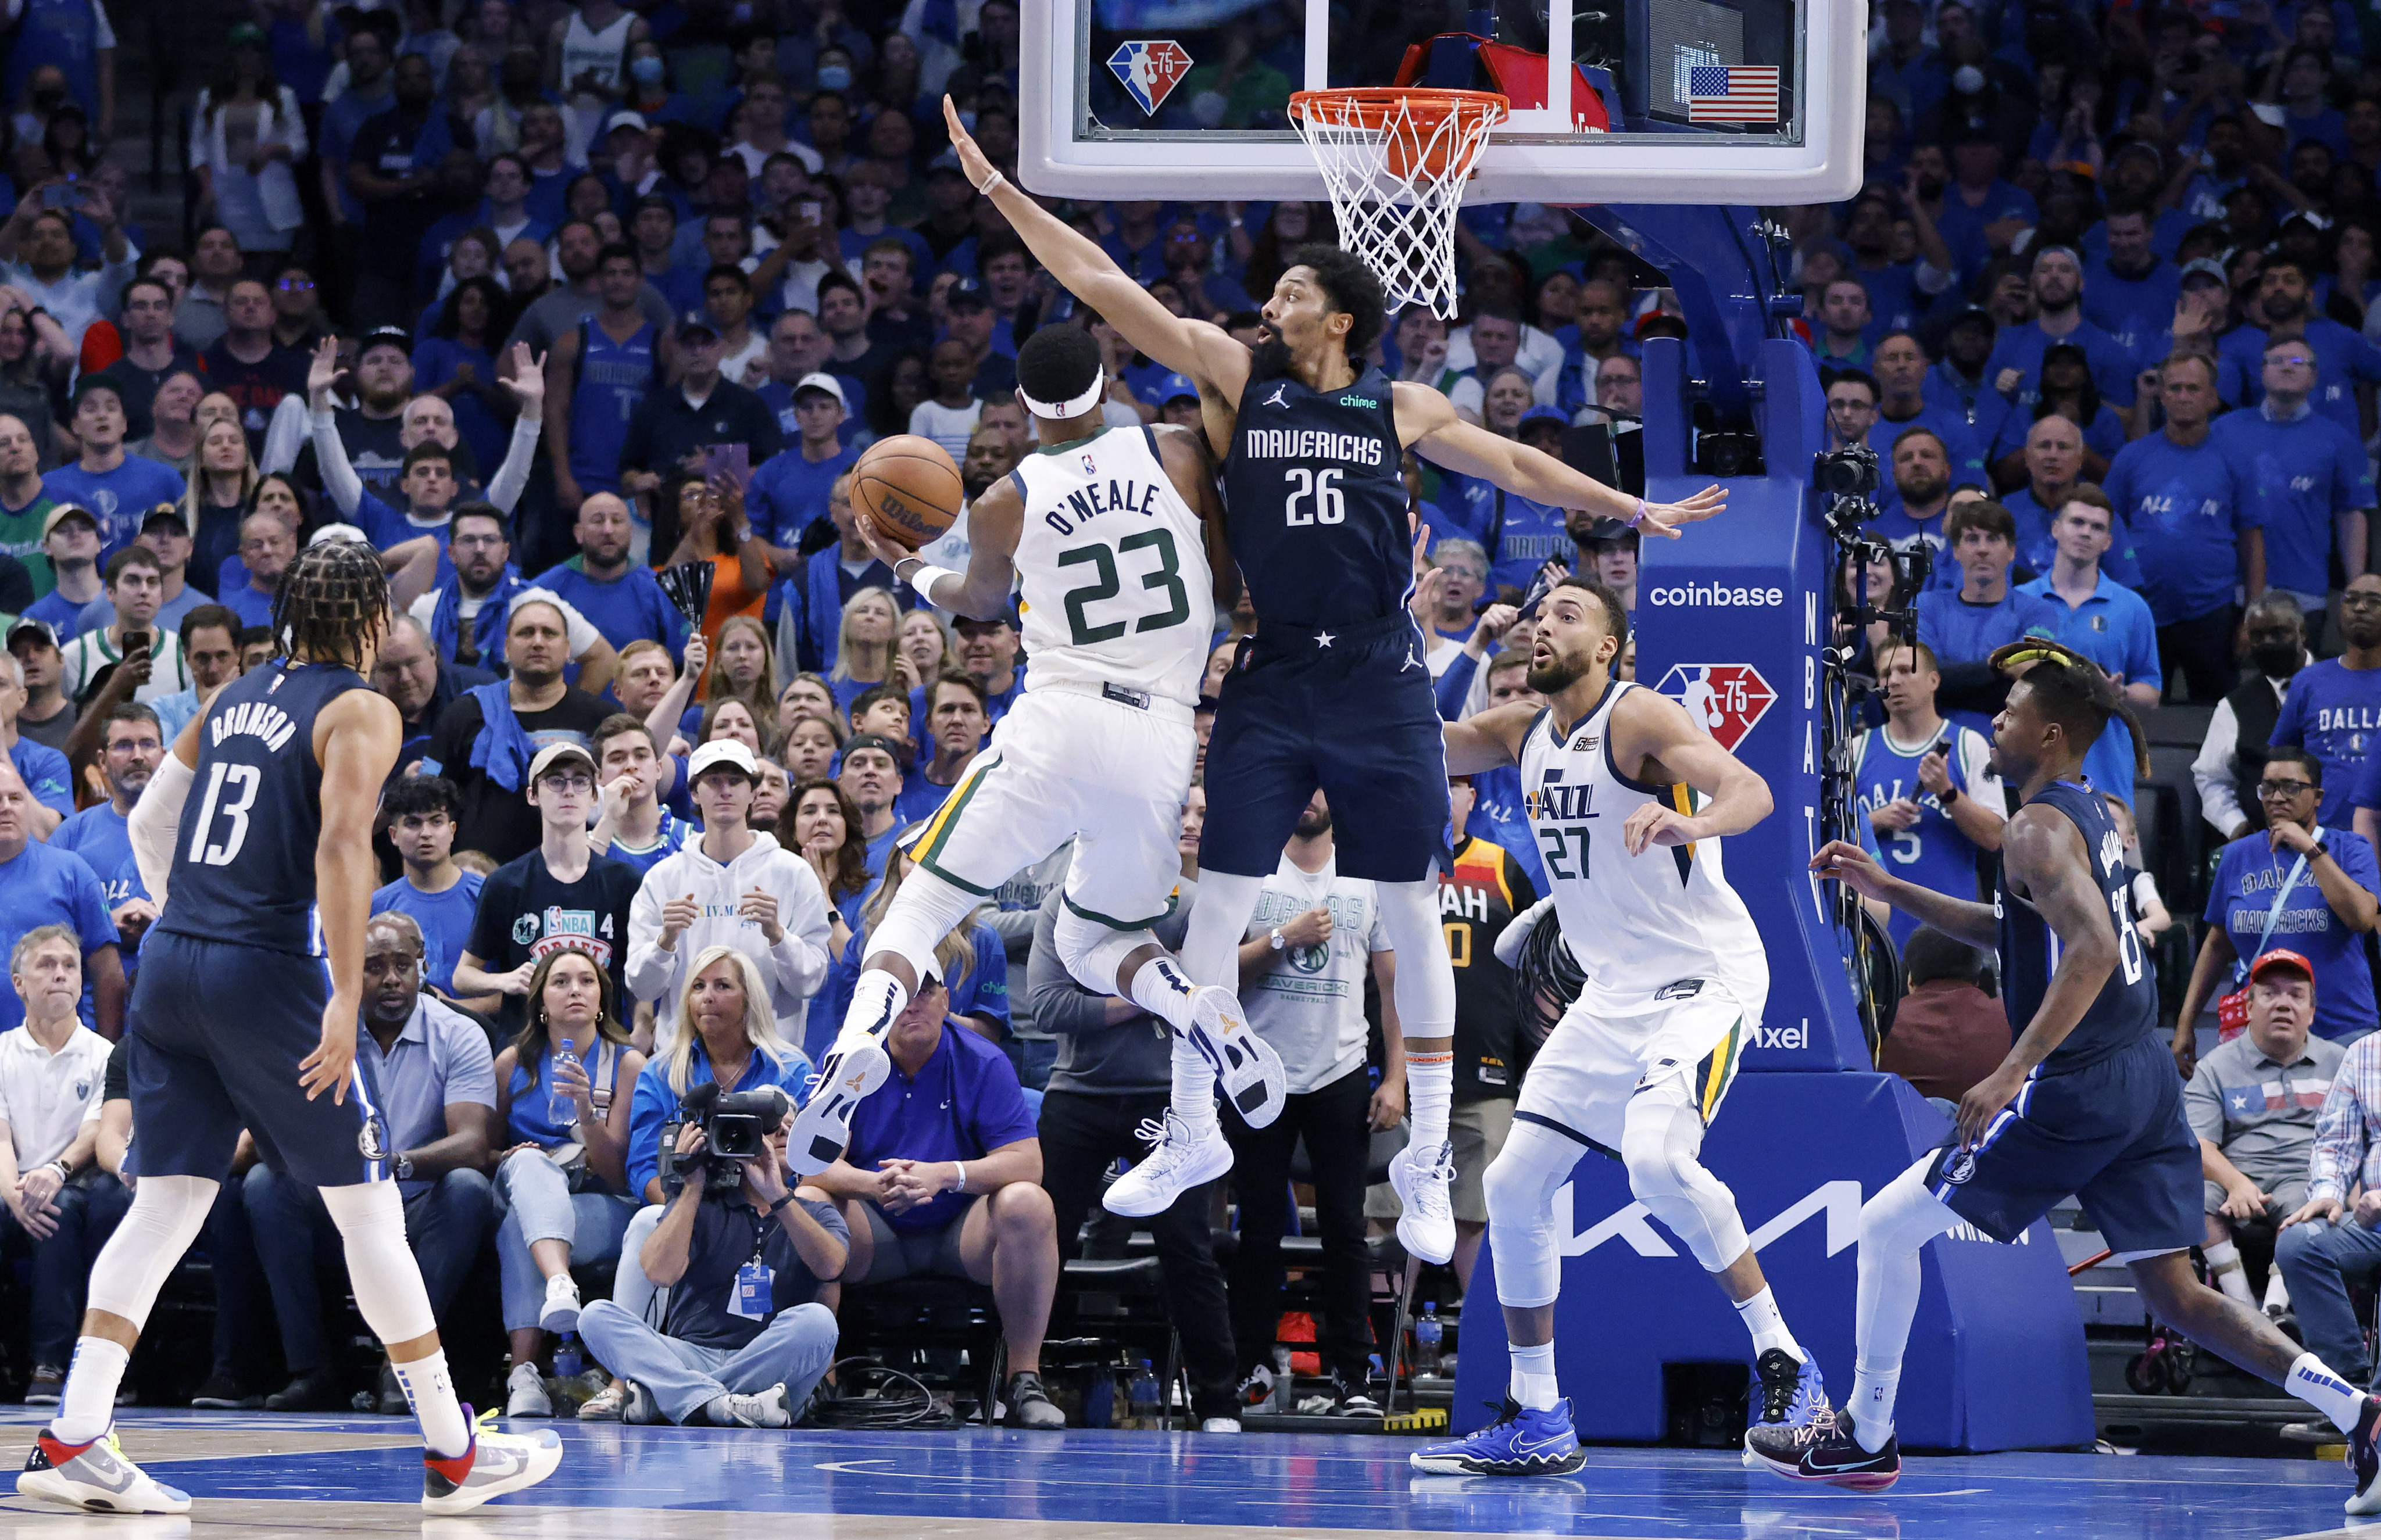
[2251,640,2303,676]
[1953,65,1985,95]
[817,64,852,92]
[631,56,664,86]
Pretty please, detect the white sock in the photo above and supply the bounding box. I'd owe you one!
[1509,1341,1560,1411]
[1170,1028,1218,1138]
[2204,1240,2253,1304]
[1847,1365,1900,1451]
[51,1337,131,1445]
[1407,1051,1453,1150]
[2266,1271,2291,1313]
[2290,1351,2369,1433]
[391,1349,473,1458]
[838,969,907,1050]
[1733,1285,1804,1362]
[1127,956,1200,1033]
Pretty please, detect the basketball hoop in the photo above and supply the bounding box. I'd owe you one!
[1288,88,1508,320]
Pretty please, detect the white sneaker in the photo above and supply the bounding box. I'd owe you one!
[1103,1111,1232,1218]
[1389,1140,1457,1265]
[18,1429,191,1514]
[1188,986,1286,1129]
[505,1363,551,1419]
[711,1383,793,1428]
[1201,1416,1243,1433]
[538,1274,581,1334]
[786,1036,892,1175]
[420,1419,564,1515]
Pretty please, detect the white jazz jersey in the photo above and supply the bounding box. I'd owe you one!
[1520,679,1768,1018]
[1010,424,1215,708]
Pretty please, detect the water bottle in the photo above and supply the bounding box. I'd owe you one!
[1128,1359,1161,1429]
[1271,1345,1295,1413]
[550,1046,581,1127]
[1414,1303,1444,1377]
[553,1333,582,1380]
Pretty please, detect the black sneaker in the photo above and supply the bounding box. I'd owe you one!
[2347,1394,2381,1516]
[188,1374,260,1410]
[1002,1370,1065,1430]
[1334,1385,1385,1419]
[22,1366,62,1405]
[377,1362,408,1416]
[264,1370,344,1412]
[1747,1411,1900,1491]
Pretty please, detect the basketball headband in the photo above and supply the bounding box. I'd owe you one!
[1018,366,1106,421]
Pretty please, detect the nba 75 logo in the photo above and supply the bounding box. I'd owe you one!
[1654,664,1776,751]
[1107,41,1192,116]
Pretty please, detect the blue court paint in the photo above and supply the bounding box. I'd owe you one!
[0,1409,2357,1537]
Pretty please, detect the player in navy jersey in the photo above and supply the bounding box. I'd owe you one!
[16,542,563,1518]
[938,101,1724,1265]
[1772,642,2381,1508]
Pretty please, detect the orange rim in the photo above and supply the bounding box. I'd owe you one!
[1287,87,1510,134]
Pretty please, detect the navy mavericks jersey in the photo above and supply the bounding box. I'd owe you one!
[1995,779,2157,1072]
[1224,364,1410,626]
[157,659,376,957]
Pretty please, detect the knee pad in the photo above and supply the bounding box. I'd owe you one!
[1483,1120,1586,1308]
[863,864,985,982]
[319,1180,438,1344]
[1374,879,1454,1038]
[1861,1156,1963,1259]
[1620,1084,1749,1273]
[1053,905,1158,998]
[85,1174,219,1328]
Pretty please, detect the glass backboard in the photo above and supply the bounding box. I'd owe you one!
[1020,0,1863,205]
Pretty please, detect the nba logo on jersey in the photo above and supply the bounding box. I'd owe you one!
[1081,453,1097,474]
[1654,664,1777,751]
[1105,40,1192,116]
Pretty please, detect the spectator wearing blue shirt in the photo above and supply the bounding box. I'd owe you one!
[534,493,687,654]
[1982,247,2140,415]
[1915,499,2064,735]
[2183,750,2380,1047]
[1922,306,2015,456]
[0,758,121,1033]
[50,701,158,925]
[1852,641,2008,950]
[1987,344,2128,474]
[2001,414,2146,589]
[588,714,695,876]
[0,646,70,838]
[1864,425,1956,586]
[317,22,398,231]
[899,674,993,834]
[777,474,907,676]
[370,775,485,1004]
[746,375,859,548]
[2103,352,2262,701]
[1871,333,1988,492]
[1932,134,2037,278]
[2216,260,2381,442]
[2272,576,2381,828]
[41,382,185,561]
[1842,191,1957,334]
[2017,490,2165,807]
[813,968,1063,1428]
[2214,336,2377,641]
[624,951,817,1207]
[2083,203,2183,367]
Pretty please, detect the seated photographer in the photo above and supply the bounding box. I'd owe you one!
[810,967,1064,1431]
[576,1115,845,1429]
[492,946,650,1419]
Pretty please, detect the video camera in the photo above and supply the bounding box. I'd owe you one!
[658,1082,791,1195]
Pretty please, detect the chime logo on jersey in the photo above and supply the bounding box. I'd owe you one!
[1654,663,1776,751]
[1106,40,1192,115]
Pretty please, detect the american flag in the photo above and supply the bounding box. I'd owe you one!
[1687,65,1780,124]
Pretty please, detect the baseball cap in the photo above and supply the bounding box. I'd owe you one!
[605,109,651,135]
[632,192,678,217]
[2250,948,2315,986]
[945,276,989,310]
[1153,371,1198,404]
[69,375,123,409]
[227,20,266,47]
[792,371,848,407]
[141,503,191,535]
[841,732,904,764]
[40,503,97,541]
[358,325,413,360]
[527,742,597,784]
[677,310,719,343]
[6,617,56,650]
[2178,257,2229,287]
[1519,404,1570,429]
[688,739,758,782]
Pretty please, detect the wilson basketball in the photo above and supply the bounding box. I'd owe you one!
[852,436,964,550]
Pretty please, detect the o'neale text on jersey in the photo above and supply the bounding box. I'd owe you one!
[1239,428,1388,465]
[210,699,298,753]
[1042,477,1168,536]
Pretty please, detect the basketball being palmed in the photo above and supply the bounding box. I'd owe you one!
[852,435,964,549]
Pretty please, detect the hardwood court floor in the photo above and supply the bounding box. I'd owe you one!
[0,1409,2363,1539]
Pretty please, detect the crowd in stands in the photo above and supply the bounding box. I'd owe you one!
[12,0,2381,1430]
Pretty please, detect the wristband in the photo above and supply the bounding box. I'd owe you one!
[1627,498,1649,529]
[766,1191,796,1216]
[979,169,1008,198]
[908,563,960,596]
[1939,785,1960,807]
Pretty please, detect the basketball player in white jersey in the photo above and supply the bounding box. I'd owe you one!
[1411,575,1831,1475]
[784,324,1286,1183]
[548,1,646,160]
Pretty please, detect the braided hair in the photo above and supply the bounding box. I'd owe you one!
[274,538,392,673]
[1987,639,2148,782]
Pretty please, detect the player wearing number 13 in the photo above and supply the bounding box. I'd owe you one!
[16,542,563,1518]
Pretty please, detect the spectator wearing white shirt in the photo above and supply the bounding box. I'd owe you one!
[909,339,984,460]
[2194,593,2314,840]
[0,184,133,352]
[56,547,192,706]
[0,923,121,1402]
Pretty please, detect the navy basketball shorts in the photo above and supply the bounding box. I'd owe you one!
[129,932,395,1189]
[1922,1034,2199,1257]
[1202,612,1450,883]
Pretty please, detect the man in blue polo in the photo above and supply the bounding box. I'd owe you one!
[0,760,121,1034]
[2214,334,2375,648]
[2017,489,2163,807]
[1915,499,2062,733]
[1865,427,1957,587]
[2103,351,2262,701]
[2217,257,2381,441]
[2272,573,2381,829]
[534,492,688,653]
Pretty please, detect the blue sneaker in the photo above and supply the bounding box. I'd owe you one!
[1409,1398,1586,1476]
[1743,1349,1832,1470]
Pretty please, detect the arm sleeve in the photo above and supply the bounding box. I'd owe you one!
[310,409,363,516]
[259,393,310,475]
[485,407,543,514]
[2196,700,2248,831]
[1435,651,1480,721]
[129,749,193,903]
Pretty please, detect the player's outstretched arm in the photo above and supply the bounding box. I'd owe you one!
[1393,382,1726,537]
[1810,837,1998,946]
[942,97,1249,402]
[1609,686,1772,851]
[301,689,403,1106]
[857,477,1020,621]
[1953,805,2121,1147]
[1443,701,1538,774]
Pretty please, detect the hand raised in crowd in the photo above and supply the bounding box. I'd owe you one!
[306,334,344,404]
[500,342,546,413]
[680,631,709,679]
[659,892,701,949]
[1406,564,1447,629]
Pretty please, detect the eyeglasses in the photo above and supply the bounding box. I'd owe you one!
[276,278,313,292]
[539,774,594,794]
[2343,593,2381,610]
[2269,353,2314,368]
[451,532,506,549]
[2258,779,2318,797]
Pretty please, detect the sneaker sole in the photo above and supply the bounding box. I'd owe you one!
[786,1041,892,1174]
[420,1437,564,1515]
[1388,1152,1457,1266]
[1101,1133,1233,1218]
[17,1468,191,1516]
[1407,1448,1588,1477]
[1758,1456,1900,1492]
[539,1299,581,1333]
[1191,990,1285,1129]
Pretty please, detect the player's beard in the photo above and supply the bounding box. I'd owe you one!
[1249,332,1295,383]
[1293,806,1333,839]
[1526,642,1592,695]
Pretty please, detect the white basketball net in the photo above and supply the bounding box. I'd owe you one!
[1290,91,1508,319]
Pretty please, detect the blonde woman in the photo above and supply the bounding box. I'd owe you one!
[898,606,954,687]
[825,586,905,718]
